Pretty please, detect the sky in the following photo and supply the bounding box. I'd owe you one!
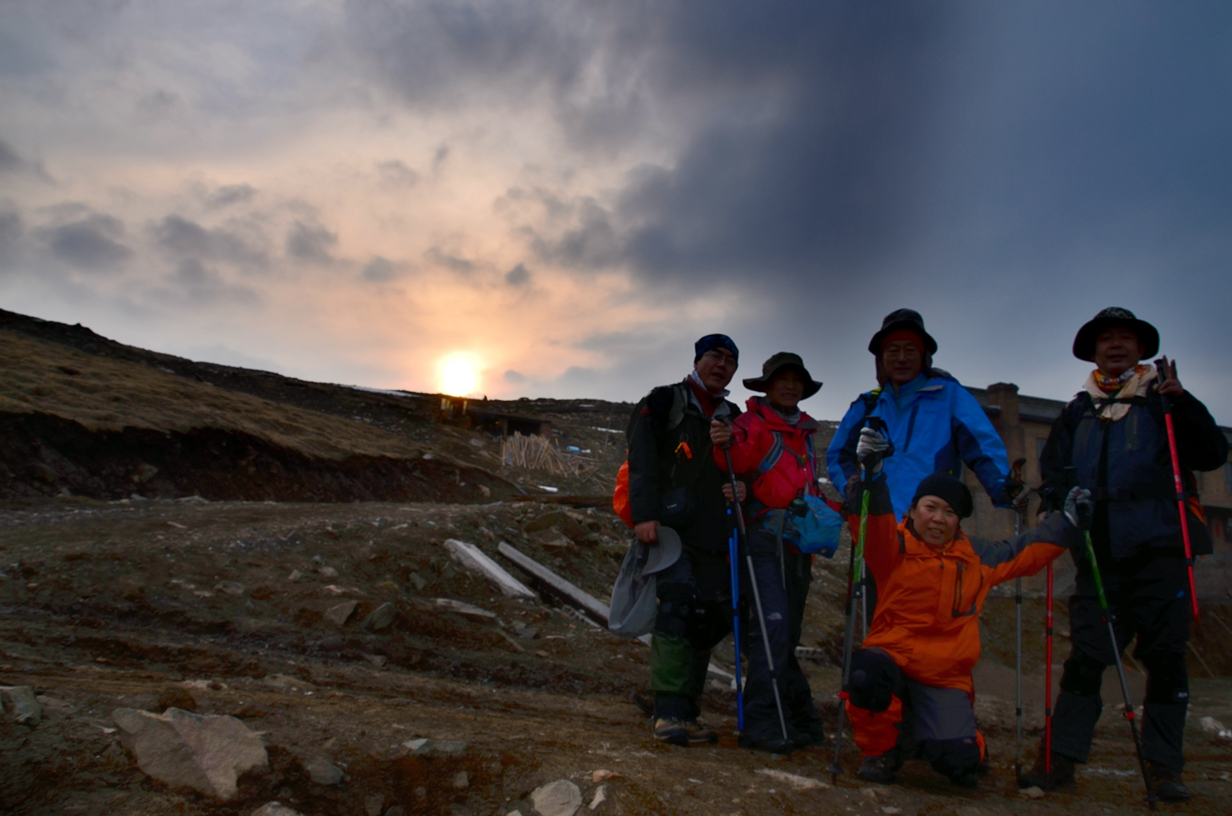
[2,1,1230,424]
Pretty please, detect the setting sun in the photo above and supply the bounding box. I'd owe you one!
[437,353,481,396]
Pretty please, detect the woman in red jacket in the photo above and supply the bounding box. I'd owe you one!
[843,428,1091,787]
[714,352,842,754]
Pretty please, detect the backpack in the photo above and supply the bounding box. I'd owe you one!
[612,384,689,527]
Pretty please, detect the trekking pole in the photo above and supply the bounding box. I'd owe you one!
[727,507,744,731]
[1010,457,1027,779]
[829,418,887,782]
[723,447,790,743]
[1064,471,1156,805]
[1154,359,1201,624]
[829,481,869,783]
[1044,560,1054,780]
[1081,529,1156,806]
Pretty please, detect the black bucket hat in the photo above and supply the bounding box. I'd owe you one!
[742,352,822,399]
[1072,307,1159,362]
[911,472,974,520]
[868,308,939,357]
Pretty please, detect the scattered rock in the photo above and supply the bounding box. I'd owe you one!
[452,771,469,788]
[0,685,42,726]
[112,707,267,800]
[319,567,339,578]
[433,598,497,619]
[1200,715,1232,741]
[529,529,577,551]
[402,738,468,756]
[303,756,344,786]
[385,807,406,816]
[215,581,245,596]
[262,674,302,690]
[252,802,305,816]
[591,770,622,783]
[515,626,540,640]
[157,686,198,713]
[755,768,828,790]
[132,463,159,483]
[1019,786,1046,799]
[882,809,901,815]
[588,784,607,810]
[530,779,582,816]
[364,792,386,816]
[287,570,302,582]
[408,572,427,591]
[375,580,399,591]
[361,653,387,668]
[362,602,397,632]
[324,600,359,626]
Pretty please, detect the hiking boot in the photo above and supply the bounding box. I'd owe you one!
[652,717,716,746]
[791,723,827,750]
[1017,752,1075,791]
[1147,762,1189,802]
[857,753,899,784]
[739,732,795,754]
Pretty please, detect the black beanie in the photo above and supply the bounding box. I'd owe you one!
[911,473,974,519]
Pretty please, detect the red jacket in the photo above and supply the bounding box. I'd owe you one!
[848,478,1077,694]
[716,398,819,511]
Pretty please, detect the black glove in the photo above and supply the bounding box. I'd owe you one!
[1063,486,1094,530]
[856,427,891,476]
[1003,477,1027,507]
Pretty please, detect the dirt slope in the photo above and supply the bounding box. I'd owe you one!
[1,308,1230,815]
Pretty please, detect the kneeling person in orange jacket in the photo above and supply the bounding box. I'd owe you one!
[845,428,1092,787]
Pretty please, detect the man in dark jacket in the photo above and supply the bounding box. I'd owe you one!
[1022,308,1228,801]
[626,334,743,745]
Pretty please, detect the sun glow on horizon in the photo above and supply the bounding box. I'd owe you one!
[438,352,481,396]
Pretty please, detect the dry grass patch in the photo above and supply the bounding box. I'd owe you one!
[0,329,432,461]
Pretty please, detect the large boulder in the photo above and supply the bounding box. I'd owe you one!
[112,707,268,800]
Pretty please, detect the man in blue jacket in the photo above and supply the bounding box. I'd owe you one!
[827,309,1021,519]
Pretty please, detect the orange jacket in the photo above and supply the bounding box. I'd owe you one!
[848,477,1079,694]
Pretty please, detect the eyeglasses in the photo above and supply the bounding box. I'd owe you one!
[702,350,738,366]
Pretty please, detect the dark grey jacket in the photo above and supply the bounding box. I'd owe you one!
[626,380,740,553]
[1040,387,1227,557]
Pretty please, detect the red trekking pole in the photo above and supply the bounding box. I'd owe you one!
[1155,359,1200,623]
[1044,562,1054,777]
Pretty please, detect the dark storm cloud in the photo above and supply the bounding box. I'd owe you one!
[285,220,338,266]
[504,262,530,286]
[343,1,588,108]
[425,247,475,275]
[35,211,133,270]
[361,255,405,283]
[0,210,22,269]
[150,215,268,268]
[0,135,53,182]
[163,258,260,306]
[377,160,419,189]
[206,184,257,208]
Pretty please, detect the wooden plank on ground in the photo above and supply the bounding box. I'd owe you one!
[497,541,610,624]
[444,538,537,600]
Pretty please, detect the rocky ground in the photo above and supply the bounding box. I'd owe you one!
[2,309,1231,816]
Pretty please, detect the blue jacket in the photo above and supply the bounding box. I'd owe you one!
[826,371,1011,518]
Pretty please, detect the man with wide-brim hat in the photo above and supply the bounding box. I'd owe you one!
[827,309,1021,521]
[622,333,745,747]
[713,351,842,753]
[1021,308,1227,801]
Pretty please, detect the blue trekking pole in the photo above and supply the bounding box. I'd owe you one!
[727,507,744,731]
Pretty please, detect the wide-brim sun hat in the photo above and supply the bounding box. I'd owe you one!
[607,527,682,638]
[867,308,938,356]
[1072,307,1160,362]
[742,352,822,399]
